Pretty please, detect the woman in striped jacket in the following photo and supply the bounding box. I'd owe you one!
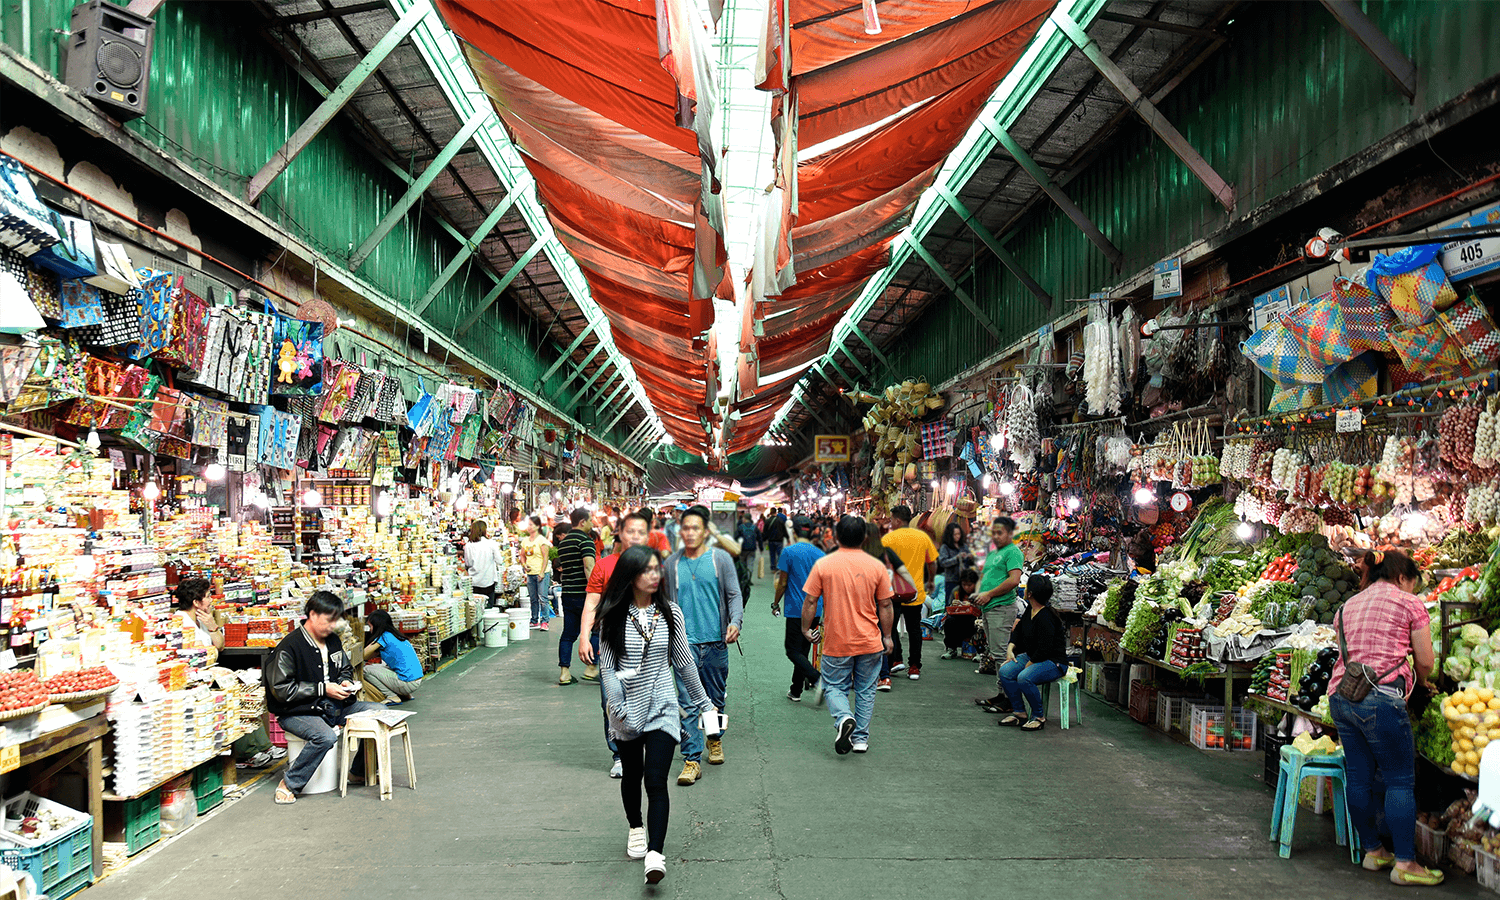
[598,544,714,885]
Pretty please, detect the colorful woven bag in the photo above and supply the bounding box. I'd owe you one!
[1281,289,1355,364]
[1333,276,1397,352]
[1370,244,1457,325]
[1437,294,1500,370]
[1389,318,1466,377]
[1268,384,1321,413]
[1324,353,1381,407]
[1241,319,1337,386]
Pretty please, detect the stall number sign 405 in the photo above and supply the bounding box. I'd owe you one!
[1440,202,1500,281]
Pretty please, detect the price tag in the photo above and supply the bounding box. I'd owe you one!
[1153,258,1183,299]
[1336,409,1364,433]
[0,745,19,775]
[109,449,126,470]
[0,650,17,671]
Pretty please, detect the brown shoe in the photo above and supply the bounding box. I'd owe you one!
[706,737,724,765]
[676,760,701,785]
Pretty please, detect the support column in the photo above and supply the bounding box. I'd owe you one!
[350,108,492,270]
[837,341,869,377]
[537,320,601,384]
[556,342,608,393]
[455,239,547,333]
[568,361,613,408]
[1054,9,1236,211]
[246,2,428,204]
[847,323,893,370]
[934,187,1053,308]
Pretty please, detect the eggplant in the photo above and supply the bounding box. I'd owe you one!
[1308,662,1326,679]
[1299,674,1314,689]
[1292,694,1310,709]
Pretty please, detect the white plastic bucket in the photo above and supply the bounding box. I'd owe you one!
[483,609,507,648]
[508,609,530,642]
[284,733,341,795]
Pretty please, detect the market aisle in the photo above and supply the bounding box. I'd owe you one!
[81,577,1483,900]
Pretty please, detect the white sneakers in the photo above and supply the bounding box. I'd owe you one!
[811,684,825,707]
[890,662,908,674]
[852,741,868,753]
[609,759,623,778]
[835,716,856,754]
[644,850,666,884]
[627,827,647,860]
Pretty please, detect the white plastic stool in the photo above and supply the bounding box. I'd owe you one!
[340,716,416,800]
[285,732,342,794]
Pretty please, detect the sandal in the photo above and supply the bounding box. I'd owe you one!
[998,714,1024,727]
[558,678,575,686]
[1362,851,1396,871]
[275,782,297,805]
[978,703,1005,714]
[1020,719,1045,732]
[1389,866,1444,886]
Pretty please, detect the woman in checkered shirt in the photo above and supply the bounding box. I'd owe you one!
[1327,549,1442,887]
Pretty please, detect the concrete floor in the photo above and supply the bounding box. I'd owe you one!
[80,577,1488,900]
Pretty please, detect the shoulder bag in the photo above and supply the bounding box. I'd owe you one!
[1333,607,1404,703]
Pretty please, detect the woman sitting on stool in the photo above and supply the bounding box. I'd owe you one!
[362,610,424,704]
[998,574,1069,731]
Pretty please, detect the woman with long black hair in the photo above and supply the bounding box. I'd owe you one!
[362,610,424,704]
[597,545,715,885]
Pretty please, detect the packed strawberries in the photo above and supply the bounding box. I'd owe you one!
[0,671,49,711]
[41,666,118,697]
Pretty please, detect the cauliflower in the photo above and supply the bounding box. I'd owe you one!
[1462,623,1491,648]
[1446,655,1474,681]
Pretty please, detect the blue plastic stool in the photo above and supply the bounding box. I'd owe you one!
[1269,746,1360,862]
[1039,671,1083,729]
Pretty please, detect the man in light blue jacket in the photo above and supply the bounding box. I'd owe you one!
[661,505,742,785]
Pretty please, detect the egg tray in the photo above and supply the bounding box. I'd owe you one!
[0,701,49,722]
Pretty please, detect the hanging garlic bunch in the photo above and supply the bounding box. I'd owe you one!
[1271,449,1305,489]
[1474,395,1499,468]
[1105,433,1134,468]
[1234,488,1266,524]
[1083,314,1121,415]
[1378,434,1403,484]
[1220,440,1253,481]
[1005,382,1039,472]
[1468,479,1500,526]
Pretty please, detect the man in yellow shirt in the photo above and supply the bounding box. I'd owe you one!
[881,505,937,681]
[521,516,554,630]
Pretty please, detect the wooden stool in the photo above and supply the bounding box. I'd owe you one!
[340,716,416,800]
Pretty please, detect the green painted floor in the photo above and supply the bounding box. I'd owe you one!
[81,577,1488,899]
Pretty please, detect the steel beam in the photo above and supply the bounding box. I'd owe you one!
[837,341,869,377]
[598,381,632,430]
[410,193,517,315]
[455,239,547,333]
[585,371,624,409]
[906,236,1003,339]
[557,341,608,393]
[1054,9,1236,211]
[848,323,893,370]
[537,320,601,384]
[568,360,613,408]
[825,356,856,388]
[981,123,1124,267]
[350,108,492,271]
[1096,11,1220,39]
[246,2,427,204]
[621,417,654,451]
[934,187,1053,307]
[1319,0,1417,101]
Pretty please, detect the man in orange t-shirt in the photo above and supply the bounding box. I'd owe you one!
[802,516,894,755]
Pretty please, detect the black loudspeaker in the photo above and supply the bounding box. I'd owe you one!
[64,1,155,121]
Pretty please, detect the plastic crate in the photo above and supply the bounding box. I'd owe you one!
[193,762,224,815]
[1188,705,1258,752]
[223,623,249,647]
[1083,661,1104,694]
[1155,692,1208,734]
[1415,821,1447,868]
[1451,837,1480,874]
[0,793,92,899]
[1477,846,1500,892]
[1097,663,1121,702]
[267,713,286,747]
[1128,681,1158,724]
[1262,732,1292,785]
[122,789,160,856]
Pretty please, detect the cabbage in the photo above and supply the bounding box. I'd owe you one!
[1489,630,1500,653]
[1446,655,1474,680]
[1474,644,1495,668]
[1454,643,1473,660]
[1462,623,1490,647]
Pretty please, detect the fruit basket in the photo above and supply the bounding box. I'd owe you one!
[43,667,119,703]
[0,671,50,719]
[0,701,48,722]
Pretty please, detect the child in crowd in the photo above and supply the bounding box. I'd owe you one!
[941,568,982,660]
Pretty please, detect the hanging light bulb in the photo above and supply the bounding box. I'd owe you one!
[499,483,513,496]
[375,491,394,517]
[982,473,992,488]
[999,481,1016,496]
[85,429,100,451]
[141,480,160,501]
[251,492,270,510]
[929,479,939,490]
[947,480,959,495]
[204,461,226,482]
[302,488,322,507]
[1067,496,1081,511]
[989,432,1003,451]
[1235,521,1254,540]
[1133,486,1155,505]
[455,494,469,511]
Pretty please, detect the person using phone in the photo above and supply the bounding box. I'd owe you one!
[266,591,385,805]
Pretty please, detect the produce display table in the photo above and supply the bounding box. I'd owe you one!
[1082,617,1254,737]
[7,716,108,879]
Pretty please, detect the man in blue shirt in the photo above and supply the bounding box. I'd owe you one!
[661,505,743,786]
[773,516,827,704]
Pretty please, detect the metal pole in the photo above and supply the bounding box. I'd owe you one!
[410,192,518,315]
[455,239,546,333]
[982,123,1124,267]
[934,187,1054,308]
[906,236,1003,339]
[537,320,601,384]
[1318,0,1417,101]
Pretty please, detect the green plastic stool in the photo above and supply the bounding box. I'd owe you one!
[1269,746,1359,862]
[1039,671,1083,729]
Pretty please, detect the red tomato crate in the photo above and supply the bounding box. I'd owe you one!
[1189,705,1258,752]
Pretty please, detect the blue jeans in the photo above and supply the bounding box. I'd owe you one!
[1331,689,1417,862]
[999,655,1064,721]
[279,701,386,793]
[676,642,729,762]
[820,653,882,744]
[768,542,784,570]
[558,599,586,667]
[527,574,546,625]
[540,574,555,619]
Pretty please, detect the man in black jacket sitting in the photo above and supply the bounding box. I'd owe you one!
[267,591,384,804]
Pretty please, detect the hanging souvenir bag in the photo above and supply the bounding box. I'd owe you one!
[406,377,439,437]
[1332,276,1397,353]
[318,361,361,423]
[1388,318,1467,377]
[1370,243,1458,325]
[1436,293,1500,370]
[1240,317,1336,386]
[1324,353,1382,407]
[128,269,176,359]
[268,309,324,397]
[0,343,41,405]
[58,279,104,329]
[344,368,379,422]
[1280,288,1356,364]
[1267,384,1321,414]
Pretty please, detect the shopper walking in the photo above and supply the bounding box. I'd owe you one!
[863,522,914,692]
[1328,549,1443,886]
[662,505,743,785]
[643,508,673,557]
[598,545,714,884]
[267,592,385,804]
[974,516,1025,713]
[764,507,788,571]
[882,506,937,681]
[997,574,1068,731]
[802,516,894,755]
[521,516,552,629]
[555,508,598,685]
[735,510,759,589]
[936,522,973,606]
[464,520,503,607]
[664,506,682,553]
[772,515,826,703]
[581,512,653,778]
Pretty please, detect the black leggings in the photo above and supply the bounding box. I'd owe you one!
[618,729,679,852]
[784,617,821,696]
[944,614,977,650]
[889,604,924,669]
